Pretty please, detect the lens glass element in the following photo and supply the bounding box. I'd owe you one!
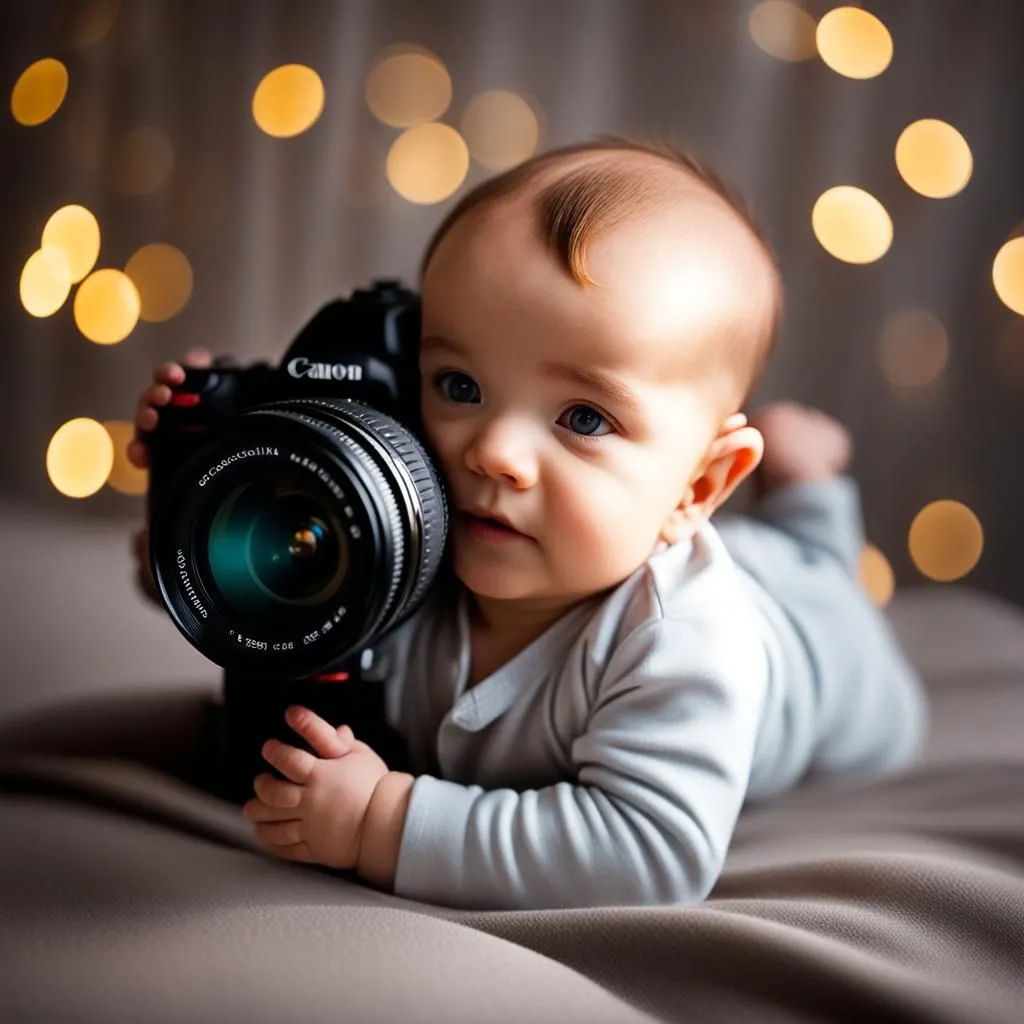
[206,475,348,615]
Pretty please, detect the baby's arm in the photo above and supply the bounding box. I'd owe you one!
[391,614,770,911]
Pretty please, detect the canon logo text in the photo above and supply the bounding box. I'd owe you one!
[287,357,364,381]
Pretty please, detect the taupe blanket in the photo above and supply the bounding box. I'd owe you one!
[2,584,1023,1023]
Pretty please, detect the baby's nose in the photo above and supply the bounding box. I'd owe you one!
[464,420,538,488]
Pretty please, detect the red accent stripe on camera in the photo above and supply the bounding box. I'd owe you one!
[313,672,350,682]
[170,392,201,407]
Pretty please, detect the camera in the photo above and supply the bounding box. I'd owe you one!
[146,280,449,797]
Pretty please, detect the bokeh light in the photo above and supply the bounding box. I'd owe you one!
[461,90,541,169]
[748,1,818,62]
[252,64,325,138]
[103,420,148,495]
[73,269,141,344]
[878,309,949,388]
[366,46,452,127]
[993,237,1024,316]
[909,500,984,582]
[41,204,101,283]
[859,543,895,608]
[895,119,973,199]
[46,418,115,498]
[816,7,892,79]
[107,126,175,195]
[10,58,69,126]
[59,0,120,51]
[386,123,469,204]
[812,186,892,263]
[125,243,194,322]
[20,247,72,317]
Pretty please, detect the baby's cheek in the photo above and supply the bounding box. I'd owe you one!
[551,481,642,576]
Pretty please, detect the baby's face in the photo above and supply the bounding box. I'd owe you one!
[418,199,743,605]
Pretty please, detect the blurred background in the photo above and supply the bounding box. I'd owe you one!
[2,0,1023,627]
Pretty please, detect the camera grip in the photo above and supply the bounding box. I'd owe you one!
[215,671,409,803]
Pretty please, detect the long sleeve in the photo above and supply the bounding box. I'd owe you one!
[392,611,770,911]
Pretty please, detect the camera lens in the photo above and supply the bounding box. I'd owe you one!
[207,479,348,613]
[149,397,448,677]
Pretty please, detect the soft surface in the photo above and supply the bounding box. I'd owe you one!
[1,511,1023,1022]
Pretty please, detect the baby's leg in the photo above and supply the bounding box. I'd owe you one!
[716,403,928,784]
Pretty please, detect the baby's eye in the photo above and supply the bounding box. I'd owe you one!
[434,370,480,404]
[558,404,613,437]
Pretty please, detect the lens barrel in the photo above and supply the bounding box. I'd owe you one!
[149,398,447,678]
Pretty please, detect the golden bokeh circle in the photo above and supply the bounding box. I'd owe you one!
[20,247,72,318]
[252,64,325,138]
[125,243,194,322]
[992,237,1024,317]
[41,204,101,283]
[748,1,818,62]
[11,58,69,126]
[46,418,115,498]
[461,90,541,169]
[908,500,984,582]
[816,7,892,79]
[878,308,949,388]
[386,123,469,204]
[858,543,895,608]
[74,269,142,345]
[366,48,452,127]
[812,186,893,263]
[895,119,973,199]
[102,420,148,495]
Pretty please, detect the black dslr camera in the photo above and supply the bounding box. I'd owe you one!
[146,280,449,799]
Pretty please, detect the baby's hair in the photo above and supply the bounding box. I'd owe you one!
[419,135,783,411]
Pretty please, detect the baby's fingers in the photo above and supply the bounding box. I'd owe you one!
[134,384,173,433]
[285,705,352,759]
[183,347,214,368]
[254,832,313,863]
[243,792,300,823]
[126,437,149,469]
[251,772,302,810]
[153,361,187,386]
[253,820,307,848]
[262,738,316,783]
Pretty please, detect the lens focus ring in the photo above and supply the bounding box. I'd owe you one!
[313,401,448,614]
[256,407,406,640]
[260,398,447,632]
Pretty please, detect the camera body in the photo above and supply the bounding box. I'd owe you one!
[147,279,423,507]
[146,280,447,798]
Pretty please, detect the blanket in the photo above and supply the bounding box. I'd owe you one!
[1,582,1023,1023]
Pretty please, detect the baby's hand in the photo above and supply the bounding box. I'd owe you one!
[126,347,214,471]
[242,706,390,870]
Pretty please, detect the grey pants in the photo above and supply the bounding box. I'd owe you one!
[713,475,928,787]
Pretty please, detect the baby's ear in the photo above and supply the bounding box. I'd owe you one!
[659,423,764,544]
[692,424,764,510]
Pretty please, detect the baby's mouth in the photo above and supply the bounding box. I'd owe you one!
[461,511,528,539]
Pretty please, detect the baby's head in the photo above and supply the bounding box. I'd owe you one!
[417,137,781,610]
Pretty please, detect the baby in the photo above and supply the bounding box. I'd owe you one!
[129,138,927,910]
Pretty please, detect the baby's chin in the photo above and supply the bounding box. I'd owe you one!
[453,559,542,601]
[453,554,624,609]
